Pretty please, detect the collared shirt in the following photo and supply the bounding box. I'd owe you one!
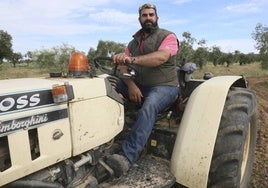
[125,33,178,56]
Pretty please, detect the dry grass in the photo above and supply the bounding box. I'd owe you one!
[0,62,49,79]
[194,62,268,79]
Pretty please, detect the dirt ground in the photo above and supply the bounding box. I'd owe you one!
[248,77,268,187]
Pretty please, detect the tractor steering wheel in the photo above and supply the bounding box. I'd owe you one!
[93,56,137,79]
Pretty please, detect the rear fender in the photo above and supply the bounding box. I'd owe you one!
[171,76,247,188]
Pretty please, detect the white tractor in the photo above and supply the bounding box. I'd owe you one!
[0,52,257,188]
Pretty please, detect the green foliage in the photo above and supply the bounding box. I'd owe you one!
[252,23,268,69]
[209,46,221,66]
[193,47,208,69]
[95,40,126,56]
[225,53,233,67]
[31,43,76,73]
[11,52,23,68]
[177,32,196,64]
[0,30,13,62]
[87,40,126,68]
[87,40,126,60]
[260,53,268,69]
[238,53,252,65]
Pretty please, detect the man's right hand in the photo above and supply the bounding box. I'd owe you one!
[113,53,131,65]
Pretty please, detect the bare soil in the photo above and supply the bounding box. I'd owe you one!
[248,77,268,187]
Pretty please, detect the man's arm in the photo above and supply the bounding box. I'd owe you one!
[117,33,178,67]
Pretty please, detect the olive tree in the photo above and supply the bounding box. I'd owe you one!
[209,46,222,66]
[11,52,23,68]
[0,30,13,63]
[252,23,268,69]
[176,32,196,65]
[192,39,208,69]
[94,40,126,57]
[32,43,76,73]
[88,40,126,66]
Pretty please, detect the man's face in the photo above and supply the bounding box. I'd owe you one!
[139,8,158,33]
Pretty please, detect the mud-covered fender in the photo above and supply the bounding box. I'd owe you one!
[171,76,247,188]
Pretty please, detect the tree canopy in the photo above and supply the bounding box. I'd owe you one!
[0,30,13,62]
[252,23,268,69]
[31,43,76,73]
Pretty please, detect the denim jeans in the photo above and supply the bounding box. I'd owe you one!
[116,80,179,164]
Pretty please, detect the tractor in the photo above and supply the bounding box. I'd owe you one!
[0,52,257,188]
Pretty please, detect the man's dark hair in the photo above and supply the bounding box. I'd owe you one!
[139,3,157,16]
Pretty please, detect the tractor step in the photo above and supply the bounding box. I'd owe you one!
[99,155,175,188]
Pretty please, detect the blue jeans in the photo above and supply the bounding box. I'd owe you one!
[116,80,179,164]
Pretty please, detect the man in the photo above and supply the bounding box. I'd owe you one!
[107,3,179,177]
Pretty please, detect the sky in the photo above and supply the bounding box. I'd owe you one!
[0,0,267,55]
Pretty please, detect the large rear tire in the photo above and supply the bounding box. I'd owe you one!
[208,87,258,188]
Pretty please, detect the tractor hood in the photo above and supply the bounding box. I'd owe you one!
[0,77,109,115]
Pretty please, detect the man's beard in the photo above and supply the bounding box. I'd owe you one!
[141,20,158,34]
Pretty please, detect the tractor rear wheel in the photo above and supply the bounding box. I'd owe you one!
[208,87,258,188]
